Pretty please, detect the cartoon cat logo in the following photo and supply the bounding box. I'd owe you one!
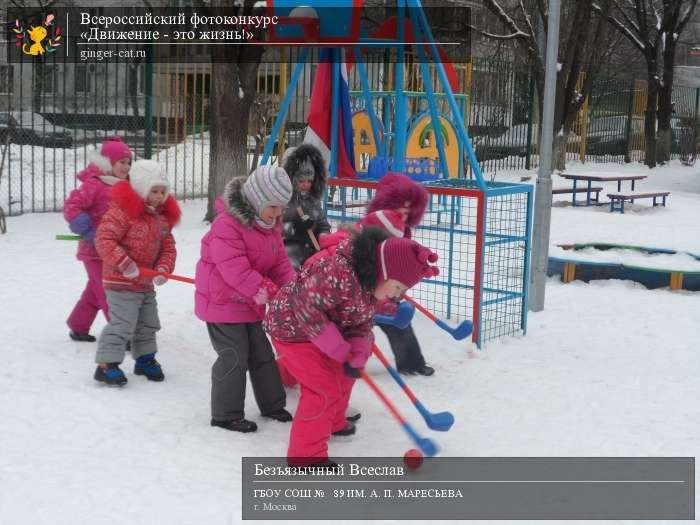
[12,14,62,56]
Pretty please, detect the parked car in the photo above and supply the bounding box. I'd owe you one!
[0,112,74,148]
[584,115,629,155]
[473,123,581,161]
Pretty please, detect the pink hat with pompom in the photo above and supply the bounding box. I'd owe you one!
[100,136,132,165]
[376,237,439,289]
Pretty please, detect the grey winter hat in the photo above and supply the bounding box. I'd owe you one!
[242,165,293,215]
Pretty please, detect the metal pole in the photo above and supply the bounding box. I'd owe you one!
[144,46,153,159]
[529,0,560,312]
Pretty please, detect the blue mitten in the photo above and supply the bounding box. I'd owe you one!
[82,228,96,245]
[68,212,92,235]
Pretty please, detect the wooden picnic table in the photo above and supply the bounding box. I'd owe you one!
[559,172,648,206]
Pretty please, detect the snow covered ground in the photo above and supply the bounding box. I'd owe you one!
[0,162,698,524]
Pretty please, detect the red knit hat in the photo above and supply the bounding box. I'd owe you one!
[100,136,132,165]
[377,237,439,289]
[357,209,406,238]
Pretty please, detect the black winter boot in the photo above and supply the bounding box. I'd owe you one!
[211,418,258,433]
[70,331,96,342]
[263,408,293,422]
[332,421,356,436]
[345,406,361,422]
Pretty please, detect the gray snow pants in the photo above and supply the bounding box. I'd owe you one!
[95,290,160,364]
[207,322,286,422]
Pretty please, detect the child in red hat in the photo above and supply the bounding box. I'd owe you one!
[264,227,439,468]
[365,173,435,376]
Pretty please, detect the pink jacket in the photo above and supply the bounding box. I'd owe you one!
[63,164,114,261]
[95,181,180,292]
[194,177,296,324]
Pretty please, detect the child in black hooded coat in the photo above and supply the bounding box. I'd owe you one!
[281,144,332,269]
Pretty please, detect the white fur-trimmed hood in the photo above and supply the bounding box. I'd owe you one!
[87,148,114,175]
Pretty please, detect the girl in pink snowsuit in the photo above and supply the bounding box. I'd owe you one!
[264,227,439,468]
[63,137,132,342]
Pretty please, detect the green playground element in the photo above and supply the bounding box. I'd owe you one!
[55,234,81,241]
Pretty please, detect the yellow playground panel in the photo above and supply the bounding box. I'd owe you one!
[352,110,382,172]
[353,111,460,178]
[406,114,459,178]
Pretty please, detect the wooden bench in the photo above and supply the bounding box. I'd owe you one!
[607,192,670,213]
[552,186,603,204]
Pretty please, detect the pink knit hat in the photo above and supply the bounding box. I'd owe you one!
[377,237,440,289]
[100,137,132,165]
[366,173,429,228]
[357,209,406,238]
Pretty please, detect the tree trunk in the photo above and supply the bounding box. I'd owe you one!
[204,1,264,222]
[644,75,658,168]
[552,131,568,171]
[657,37,678,163]
[206,62,258,221]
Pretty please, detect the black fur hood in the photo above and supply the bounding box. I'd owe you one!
[220,176,257,227]
[283,143,327,199]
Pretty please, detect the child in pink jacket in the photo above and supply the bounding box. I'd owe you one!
[264,227,439,468]
[63,137,132,342]
[195,166,296,433]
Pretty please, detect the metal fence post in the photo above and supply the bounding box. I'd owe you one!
[693,87,700,157]
[624,78,635,164]
[143,46,153,160]
[525,74,534,170]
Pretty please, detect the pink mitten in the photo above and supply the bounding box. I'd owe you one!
[347,336,373,369]
[252,287,268,306]
[252,278,280,305]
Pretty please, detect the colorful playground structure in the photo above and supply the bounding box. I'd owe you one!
[260,0,533,348]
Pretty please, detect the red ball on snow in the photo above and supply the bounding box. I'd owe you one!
[403,448,423,470]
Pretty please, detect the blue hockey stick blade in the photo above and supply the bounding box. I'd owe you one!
[436,319,473,341]
[418,437,439,457]
[426,411,454,432]
[415,400,455,432]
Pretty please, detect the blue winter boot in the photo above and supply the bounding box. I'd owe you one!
[94,363,127,386]
[134,353,164,382]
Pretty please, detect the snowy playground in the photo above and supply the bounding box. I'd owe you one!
[2,0,700,521]
[0,161,698,524]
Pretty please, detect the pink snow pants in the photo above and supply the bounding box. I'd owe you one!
[66,259,109,333]
[271,339,355,466]
[276,357,298,387]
